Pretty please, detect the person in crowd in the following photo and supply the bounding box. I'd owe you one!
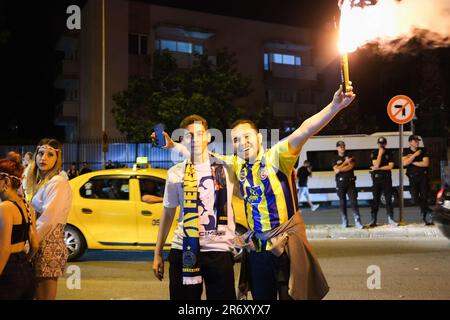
[152,115,237,300]
[333,141,364,229]
[0,154,39,299]
[23,152,33,168]
[106,160,115,169]
[25,138,73,300]
[67,162,79,180]
[140,179,163,204]
[296,160,320,211]
[79,162,92,175]
[369,137,397,227]
[402,135,433,225]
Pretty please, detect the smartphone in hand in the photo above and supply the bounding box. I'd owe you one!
[154,123,166,148]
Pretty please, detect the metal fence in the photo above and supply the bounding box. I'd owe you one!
[0,143,184,171]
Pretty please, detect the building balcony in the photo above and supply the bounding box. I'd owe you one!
[272,102,316,118]
[269,63,317,81]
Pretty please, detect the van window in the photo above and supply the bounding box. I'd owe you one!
[306,149,399,172]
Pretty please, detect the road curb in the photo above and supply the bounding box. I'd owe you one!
[306,224,445,240]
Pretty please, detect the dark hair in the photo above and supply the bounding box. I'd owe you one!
[230,119,259,132]
[179,114,208,130]
[0,153,23,190]
[24,151,33,158]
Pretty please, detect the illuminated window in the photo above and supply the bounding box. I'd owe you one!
[177,41,192,53]
[155,39,204,55]
[264,52,302,70]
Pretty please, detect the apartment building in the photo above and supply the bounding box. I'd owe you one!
[55,0,341,142]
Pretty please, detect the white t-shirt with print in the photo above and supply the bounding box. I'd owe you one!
[163,159,235,252]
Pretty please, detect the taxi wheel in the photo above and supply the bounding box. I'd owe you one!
[64,225,87,262]
[233,224,247,262]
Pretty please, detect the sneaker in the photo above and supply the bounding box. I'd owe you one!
[341,223,350,229]
[355,221,364,229]
[388,217,398,226]
[423,212,434,226]
[311,204,320,211]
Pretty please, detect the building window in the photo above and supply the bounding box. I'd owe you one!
[129,34,148,55]
[264,52,302,70]
[194,44,203,54]
[177,41,192,53]
[155,39,204,54]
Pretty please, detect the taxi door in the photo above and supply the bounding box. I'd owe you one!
[76,175,138,246]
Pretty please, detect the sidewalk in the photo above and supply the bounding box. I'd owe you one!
[305,223,445,240]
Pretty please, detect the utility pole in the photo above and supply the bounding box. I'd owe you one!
[101,0,107,168]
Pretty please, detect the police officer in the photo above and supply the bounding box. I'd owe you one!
[370,137,397,227]
[402,135,433,225]
[333,141,364,229]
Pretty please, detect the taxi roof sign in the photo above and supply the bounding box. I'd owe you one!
[136,156,148,164]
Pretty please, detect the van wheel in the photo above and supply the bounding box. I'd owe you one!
[381,189,399,207]
[64,225,87,262]
[233,224,248,262]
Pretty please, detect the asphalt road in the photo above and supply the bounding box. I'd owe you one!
[57,238,450,300]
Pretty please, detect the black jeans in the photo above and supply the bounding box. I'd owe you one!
[168,249,236,300]
[371,175,394,221]
[247,251,291,300]
[336,181,361,224]
[0,252,36,300]
[409,174,431,214]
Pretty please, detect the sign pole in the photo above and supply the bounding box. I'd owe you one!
[399,123,405,225]
[388,95,416,226]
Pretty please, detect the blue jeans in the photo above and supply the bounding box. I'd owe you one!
[248,251,291,300]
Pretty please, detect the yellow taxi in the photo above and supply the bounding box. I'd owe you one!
[64,168,248,261]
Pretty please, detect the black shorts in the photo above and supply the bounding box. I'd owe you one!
[0,252,36,300]
[168,249,236,300]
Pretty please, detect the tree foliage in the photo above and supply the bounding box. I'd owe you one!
[112,49,252,142]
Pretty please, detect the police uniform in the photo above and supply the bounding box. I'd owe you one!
[332,152,363,228]
[403,143,432,224]
[370,145,396,226]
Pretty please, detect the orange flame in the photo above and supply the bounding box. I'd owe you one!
[338,0,450,54]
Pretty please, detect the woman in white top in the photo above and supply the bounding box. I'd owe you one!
[25,139,73,300]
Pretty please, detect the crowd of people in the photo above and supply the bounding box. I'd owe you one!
[0,139,72,300]
[0,84,435,301]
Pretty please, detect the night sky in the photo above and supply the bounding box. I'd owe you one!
[0,0,448,143]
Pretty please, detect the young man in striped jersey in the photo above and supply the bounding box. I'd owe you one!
[229,85,355,300]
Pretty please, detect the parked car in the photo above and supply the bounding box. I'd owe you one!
[64,168,248,261]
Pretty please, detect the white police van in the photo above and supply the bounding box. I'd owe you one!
[297,131,421,204]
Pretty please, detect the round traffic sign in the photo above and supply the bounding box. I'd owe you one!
[387,95,415,124]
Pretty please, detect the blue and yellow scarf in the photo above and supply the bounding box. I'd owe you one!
[182,156,228,285]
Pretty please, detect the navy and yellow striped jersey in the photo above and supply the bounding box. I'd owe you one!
[216,140,300,233]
